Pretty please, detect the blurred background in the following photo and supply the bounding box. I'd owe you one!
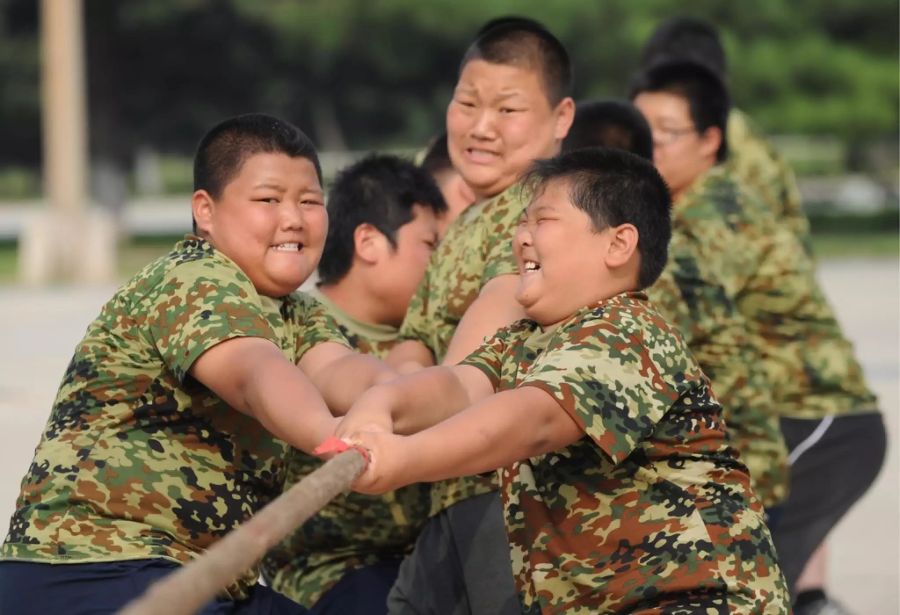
[0,1,897,611]
[0,0,897,282]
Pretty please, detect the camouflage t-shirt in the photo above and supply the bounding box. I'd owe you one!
[263,288,431,606]
[727,108,811,247]
[0,237,348,599]
[400,182,526,516]
[648,170,790,508]
[704,168,879,420]
[460,292,789,614]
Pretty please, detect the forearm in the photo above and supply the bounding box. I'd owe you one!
[387,366,475,434]
[394,388,581,485]
[385,340,435,370]
[241,354,338,454]
[311,353,395,415]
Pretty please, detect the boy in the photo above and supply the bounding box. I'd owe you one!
[630,61,886,607]
[0,114,390,614]
[419,132,476,238]
[638,15,810,245]
[383,18,574,614]
[262,154,446,613]
[562,98,654,159]
[337,148,790,614]
[562,92,786,517]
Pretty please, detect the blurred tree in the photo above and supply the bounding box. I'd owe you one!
[0,0,896,182]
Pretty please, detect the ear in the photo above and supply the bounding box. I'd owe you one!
[191,190,215,238]
[604,223,639,269]
[697,125,722,161]
[353,223,388,265]
[553,96,576,141]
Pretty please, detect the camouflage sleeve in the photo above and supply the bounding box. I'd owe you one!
[480,191,525,285]
[292,292,352,359]
[147,259,279,382]
[456,326,511,392]
[518,312,675,464]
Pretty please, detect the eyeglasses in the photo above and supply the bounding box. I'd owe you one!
[651,125,697,147]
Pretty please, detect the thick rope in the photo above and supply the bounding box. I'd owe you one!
[118,449,367,615]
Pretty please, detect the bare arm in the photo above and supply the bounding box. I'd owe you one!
[384,340,435,372]
[190,336,338,455]
[441,274,526,365]
[349,386,584,494]
[336,364,495,437]
[298,341,396,416]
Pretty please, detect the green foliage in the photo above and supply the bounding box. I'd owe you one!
[0,0,896,168]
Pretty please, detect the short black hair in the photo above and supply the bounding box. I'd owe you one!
[563,99,654,161]
[461,17,573,106]
[524,148,672,289]
[629,60,730,162]
[419,132,453,177]
[318,154,448,285]
[193,113,322,198]
[640,16,727,79]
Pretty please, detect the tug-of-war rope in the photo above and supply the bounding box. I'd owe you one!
[119,440,368,615]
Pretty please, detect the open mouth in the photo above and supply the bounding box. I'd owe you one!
[523,260,541,273]
[271,242,303,252]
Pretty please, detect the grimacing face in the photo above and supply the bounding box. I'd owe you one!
[194,153,327,297]
[514,179,619,328]
[446,59,573,200]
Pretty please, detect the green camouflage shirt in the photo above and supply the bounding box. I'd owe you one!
[400,182,525,516]
[263,288,431,606]
[460,292,789,614]
[705,168,878,420]
[727,108,811,246]
[648,170,790,508]
[0,237,347,599]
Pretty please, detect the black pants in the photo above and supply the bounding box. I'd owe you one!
[771,412,887,596]
[0,559,305,614]
[387,491,520,615]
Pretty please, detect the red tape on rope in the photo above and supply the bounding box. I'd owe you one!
[313,436,371,466]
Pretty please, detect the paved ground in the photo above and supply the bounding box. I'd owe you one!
[0,258,897,612]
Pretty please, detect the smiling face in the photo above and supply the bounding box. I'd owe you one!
[446,59,573,200]
[193,152,327,297]
[632,90,720,202]
[514,179,628,328]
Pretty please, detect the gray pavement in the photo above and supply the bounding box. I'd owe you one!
[0,258,897,612]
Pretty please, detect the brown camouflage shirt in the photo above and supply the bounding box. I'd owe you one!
[263,288,431,606]
[400,182,526,516]
[460,292,789,614]
[0,237,348,599]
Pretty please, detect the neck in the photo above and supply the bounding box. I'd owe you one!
[318,270,399,328]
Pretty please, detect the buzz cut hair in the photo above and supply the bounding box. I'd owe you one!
[461,16,573,106]
[563,99,654,161]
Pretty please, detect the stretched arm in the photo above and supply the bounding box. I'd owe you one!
[384,340,435,372]
[441,274,526,365]
[349,386,584,494]
[336,364,495,437]
[190,336,337,455]
[298,341,396,416]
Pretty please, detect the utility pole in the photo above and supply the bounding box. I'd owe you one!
[21,0,116,284]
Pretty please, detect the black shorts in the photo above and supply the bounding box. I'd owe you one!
[387,491,520,615]
[0,558,306,614]
[771,412,887,594]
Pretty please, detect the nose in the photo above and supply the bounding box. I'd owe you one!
[514,221,533,250]
[470,108,498,141]
[280,200,306,230]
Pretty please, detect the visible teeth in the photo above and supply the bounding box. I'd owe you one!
[273,243,300,251]
[524,261,540,271]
